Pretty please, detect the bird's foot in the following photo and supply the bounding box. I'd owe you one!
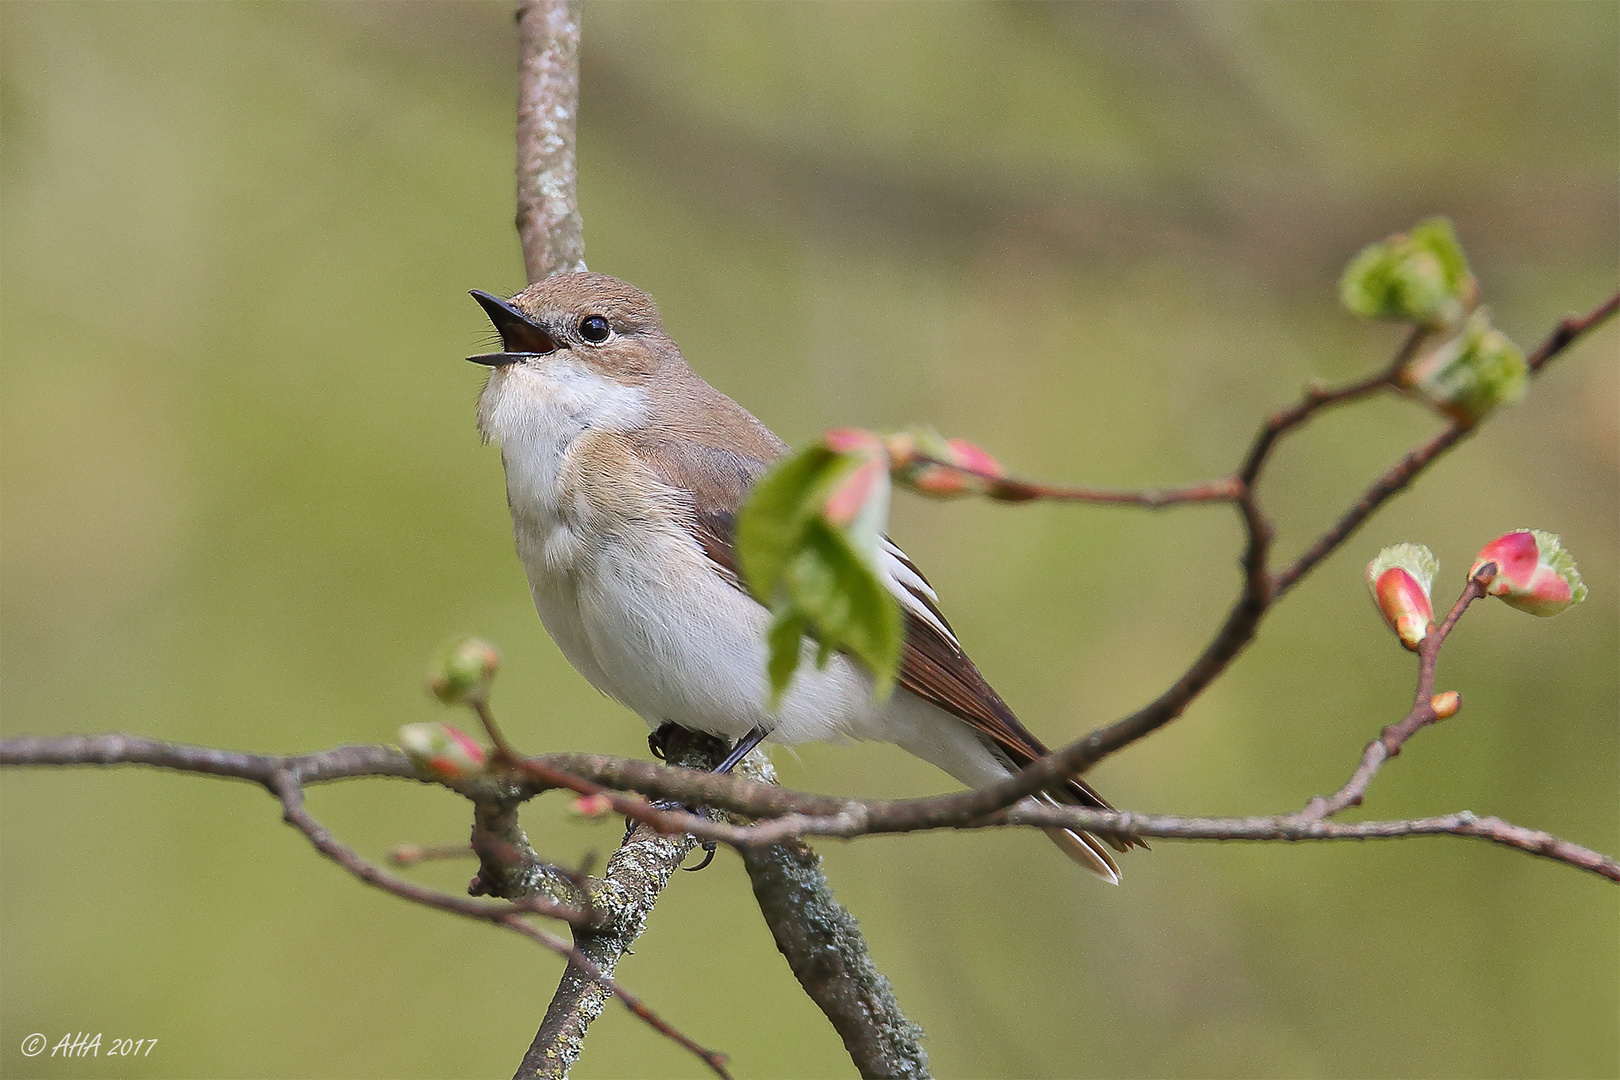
[619,798,718,871]
[647,722,682,761]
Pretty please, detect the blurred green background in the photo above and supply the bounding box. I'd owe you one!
[2,3,1615,1077]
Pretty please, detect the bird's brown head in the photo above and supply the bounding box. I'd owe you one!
[468,272,671,383]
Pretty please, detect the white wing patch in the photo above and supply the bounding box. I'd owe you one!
[878,537,959,648]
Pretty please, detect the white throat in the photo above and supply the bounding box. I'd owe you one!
[477,357,651,529]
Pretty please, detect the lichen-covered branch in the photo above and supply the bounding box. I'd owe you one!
[742,839,929,1079]
[515,728,730,1080]
[516,0,585,281]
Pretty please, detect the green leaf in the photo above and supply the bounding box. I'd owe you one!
[765,609,809,709]
[1340,216,1474,329]
[739,441,904,706]
[1408,218,1470,296]
[1402,307,1526,424]
[783,520,903,697]
[736,443,839,599]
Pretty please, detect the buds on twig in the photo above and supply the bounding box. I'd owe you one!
[1366,543,1439,650]
[398,722,488,780]
[1471,530,1588,617]
[884,428,1006,497]
[1340,218,1527,425]
[427,637,501,707]
[1340,217,1476,330]
[1399,309,1527,425]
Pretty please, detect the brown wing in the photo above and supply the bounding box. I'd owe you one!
[640,441,1136,854]
[885,548,1138,853]
[633,437,767,588]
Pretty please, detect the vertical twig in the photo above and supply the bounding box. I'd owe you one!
[510,4,713,1074]
[508,4,923,1074]
[516,0,586,281]
[516,731,729,1080]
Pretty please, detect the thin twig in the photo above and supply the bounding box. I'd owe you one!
[389,842,474,866]
[6,706,1615,891]
[271,771,585,930]
[992,806,1620,882]
[1003,288,1615,792]
[1525,290,1619,372]
[928,468,1241,507]
[272,772,729,1077]
[1300,565,1491,821]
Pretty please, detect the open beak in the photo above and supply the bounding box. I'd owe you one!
[467,289,558,366]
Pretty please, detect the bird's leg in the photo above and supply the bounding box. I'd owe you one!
[677,726,771,870]
[622,725,772,869]
[679,726,770,870]
[714,725,769,775]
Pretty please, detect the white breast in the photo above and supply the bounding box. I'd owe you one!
[477,358,1010,789]
[478,358,652,695]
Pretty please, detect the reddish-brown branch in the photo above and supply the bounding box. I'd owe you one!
[1270,423,1470,596]
[389,842,475,866]
[271,772,579,929]
[992,806,1620,882]
[1526,289,1619,372]
[273,773,730,1079]
[968,471,1239,507]
[1026,290,1612,780]
[1299,567,1491,822]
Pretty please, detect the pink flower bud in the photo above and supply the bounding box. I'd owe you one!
[904,437,1006,497]
[1471,530,1587,617]
[567,793,615,820]
[398,722,487,780]
[1366,543,1438,650]
[822,427,886,456]
[945,438,1004,479]
[880,431,919,469]
[908,463,969,496]
[426,637,501,706]
[822,455,888,527]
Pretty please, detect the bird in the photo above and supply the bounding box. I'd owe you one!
[468,272,1135,882]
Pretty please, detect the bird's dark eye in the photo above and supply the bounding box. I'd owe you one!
[579,315,611,344]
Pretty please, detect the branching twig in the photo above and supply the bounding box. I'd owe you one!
[1300,565,1492,821]
[0,733,731,1075]
[9,720,1613,890]
[275,773,729,1078]
[515,728,730,1080]
[893,290,1616,812]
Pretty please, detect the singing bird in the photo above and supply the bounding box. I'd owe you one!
[469,272,1134,881]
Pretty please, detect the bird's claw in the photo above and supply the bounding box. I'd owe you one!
[620,799,718,871]
[683,840,718,872]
